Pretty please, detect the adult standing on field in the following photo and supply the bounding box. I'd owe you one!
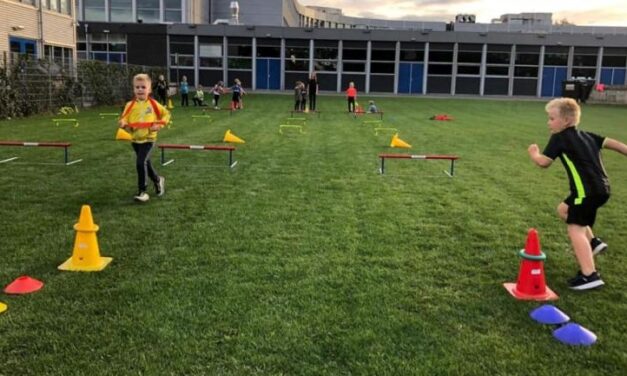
[307,71,318,111]
[155,74,168,105]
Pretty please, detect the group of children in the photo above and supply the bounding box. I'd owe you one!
[178,76,245,110]
[119,73,627,293]
[344,81,378,113]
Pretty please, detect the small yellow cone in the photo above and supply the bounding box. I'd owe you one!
[390,133,411,149]
[0,301,7,314]
[167,98,174,109]
[224,129,245,144]
[116,128,133,141]
[58,205,112,272]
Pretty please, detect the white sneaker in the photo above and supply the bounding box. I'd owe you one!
[134,191,149,202]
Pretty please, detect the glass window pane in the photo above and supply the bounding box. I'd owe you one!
[85,8,106,21]
[314,47,338,60]
[137,10,160,22]
[200,44,222,57]
[314,60,337,71]
[371,50,395,61]
[458,51,482,63]
[228,45,252,57]
[343,49,366,60]
[285,47,309,59]
[429,51,453,63]
[164,0,180,8]
[602,55,627,67]
[428,64,452,75]
[60,0,70,14]
[111,9,133,22]
[50,0,58,11]
[544,53,568,66]
[572,68,596,78]
[343,62,365,72]
[487,52,510,64]
[515,53,539,65]
[257,46,280,58]
[199,57,222,68]
[165,10,181,22]
[371,62,394,74]
[228,58,252,69]
[400,50,423,61]
[514,67,538,77]
[457,65,480,75]
[285,59,309,71]
[486,66,509,75]
[573,55,597,67]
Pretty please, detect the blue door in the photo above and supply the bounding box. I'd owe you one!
[268,59,280,90]
[541,67,567,97]
[398,63,423,94]
[256,59,269,89]
[256,58,281,90]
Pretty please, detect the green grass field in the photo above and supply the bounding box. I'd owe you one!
[1,95,626,375]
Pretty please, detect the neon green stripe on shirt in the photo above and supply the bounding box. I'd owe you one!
[562,153,586,205]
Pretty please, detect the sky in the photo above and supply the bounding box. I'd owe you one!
[299,0,627,27]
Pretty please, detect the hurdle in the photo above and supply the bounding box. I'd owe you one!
[52,119,79,127]
[279,124,304,134]
[192,115,212,123]
[290,110,321,118]
[0,141,82,165]
[158,143,237,168]
[378,153,459,176]
[99,113,119,119]
[374,127,398,135]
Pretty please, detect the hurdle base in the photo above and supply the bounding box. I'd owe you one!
[162,159,175,166]
[0,157,19,164]
[66,159,83,166]
[230,160,238,168]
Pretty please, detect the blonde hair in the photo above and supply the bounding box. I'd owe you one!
[133,73,152,85]
[545,98,581,125]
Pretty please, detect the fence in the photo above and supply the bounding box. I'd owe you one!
[0,52,166,119]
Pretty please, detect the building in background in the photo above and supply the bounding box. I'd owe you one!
[70,0,627,97]
[1,0,76,68]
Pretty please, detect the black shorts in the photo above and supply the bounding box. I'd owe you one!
[564,194,609,227]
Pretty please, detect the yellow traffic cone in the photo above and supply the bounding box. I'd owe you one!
[167,98,174,109]
[0,301,7,314]
[58,205,112,272]
[116,128,133,141]
[390,133,411,149]
[224,129,245,144]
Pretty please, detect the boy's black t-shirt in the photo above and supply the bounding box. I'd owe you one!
[543,126,610,200]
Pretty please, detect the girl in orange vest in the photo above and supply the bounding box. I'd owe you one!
[119,74,171,202]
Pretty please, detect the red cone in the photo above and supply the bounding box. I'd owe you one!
[4,275,44,295]
[503,229,558,301]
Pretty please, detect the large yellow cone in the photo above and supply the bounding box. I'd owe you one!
[390,133,411,149]
[224,129,245,144]
[58,205,112,272]
[116,128,132,141]
[0,301,7,314]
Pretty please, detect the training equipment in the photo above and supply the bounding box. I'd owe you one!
[59,205,112,272]
[0,301,7,313]
[4,276,44,294]
[390,134,411,149]
[115,128,133,141]
[504,228,558,301]
[374,127,398,135]
[52,118,79,127]
[158,144,237,168]
[279,124,304,134]
[280,117,306,134]
[99,113,119,119]
[378,153,459,176]
[553,323,597,346]
[223,129,245,144]
[167,98,174,109]
[0,141,82,165]
[530,305,570,325]
[430,114,454,121]
[192,115,212,123]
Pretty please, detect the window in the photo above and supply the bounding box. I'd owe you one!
[137,0,160,23]
[59,0,71,15]
[83,33,127,64]
[400,42,424,62]
[164,0,182,22]
[199,44,223,68]
[285,40,309,72]
[44,45,74,69]
[544,53,568,66]
[457,44,482,77]
[314,42,338,72]
[227,38,252,70]
[84,0,106,21]
[110,0,133,22]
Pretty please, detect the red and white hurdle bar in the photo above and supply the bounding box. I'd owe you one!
[378,153,459,176]
[0,141,82,165]
[158,143,237,168]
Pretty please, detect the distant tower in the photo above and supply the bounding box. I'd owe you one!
[230,1,240,25]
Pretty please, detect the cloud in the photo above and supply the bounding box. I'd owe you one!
[554,9,627,26]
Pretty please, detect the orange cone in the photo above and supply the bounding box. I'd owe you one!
[58,205,113,272]
[4,276,44,294]
[224,129,245,144]
[390,133,411,148]
[503,229,558,301]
